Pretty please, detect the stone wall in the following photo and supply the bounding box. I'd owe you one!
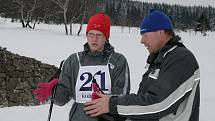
[0,47,57,107]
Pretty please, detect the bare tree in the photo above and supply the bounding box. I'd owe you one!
[26,0,43,29]
[51,0,69,35]
[69,0,86,35]
[13,0,25,27]
[77,0,88,36]
[13,0,43,29]
[34,6,63,26]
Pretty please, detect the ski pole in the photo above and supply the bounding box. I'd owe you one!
[47,60,64,121]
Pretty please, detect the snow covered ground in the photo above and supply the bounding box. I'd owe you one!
[0,17,214,121]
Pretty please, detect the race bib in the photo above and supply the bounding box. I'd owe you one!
[75,65,111,103]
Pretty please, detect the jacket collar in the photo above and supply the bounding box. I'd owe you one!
[146,35,185,66]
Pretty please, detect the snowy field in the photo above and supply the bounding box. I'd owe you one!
[0,17,214,121]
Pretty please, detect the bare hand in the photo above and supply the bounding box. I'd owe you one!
[84,92,110,117]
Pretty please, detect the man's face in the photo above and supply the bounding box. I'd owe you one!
[140,30,164,54]
[87,30,107,53]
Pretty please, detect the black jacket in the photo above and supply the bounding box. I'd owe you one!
[109,35,200,121]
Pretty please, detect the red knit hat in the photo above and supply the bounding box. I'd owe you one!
[86,12,111,39]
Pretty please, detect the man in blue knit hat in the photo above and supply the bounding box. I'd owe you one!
[84,10,200,121]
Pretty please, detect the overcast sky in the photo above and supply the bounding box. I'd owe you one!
[134,0,215,7]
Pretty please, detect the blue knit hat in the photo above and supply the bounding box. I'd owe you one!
[140,9,173,34]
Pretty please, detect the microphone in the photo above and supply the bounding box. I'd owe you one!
[92,71,104,94]
[92,71,115,121]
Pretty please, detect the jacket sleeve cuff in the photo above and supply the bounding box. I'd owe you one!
[109,96,118,114]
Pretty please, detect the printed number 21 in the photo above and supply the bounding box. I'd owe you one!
[79,71,108,91]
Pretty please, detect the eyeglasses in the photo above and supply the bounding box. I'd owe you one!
[87,32,104,39]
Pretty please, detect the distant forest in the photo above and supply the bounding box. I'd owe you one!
[0,0,215,34]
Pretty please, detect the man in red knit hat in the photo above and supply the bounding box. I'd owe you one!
[33,12,130,121]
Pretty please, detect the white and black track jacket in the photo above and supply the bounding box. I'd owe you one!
[109,35,200,121]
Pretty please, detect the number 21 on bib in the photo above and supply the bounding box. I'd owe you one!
[75,65,111,103]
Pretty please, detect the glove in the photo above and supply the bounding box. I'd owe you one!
[91,82,100,100]
[33,79,59,102]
